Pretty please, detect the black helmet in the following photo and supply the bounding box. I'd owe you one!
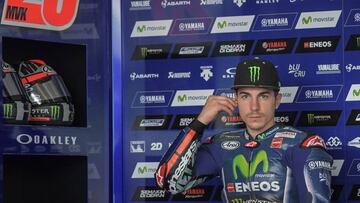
[232,57,281,91]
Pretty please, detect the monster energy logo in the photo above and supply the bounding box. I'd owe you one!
[248,66,260,83]
[302,16,312,24]
[140,47,148,57]
[3,103,13,119]
[50,106,60,120]
[233,150,269,179]
[307,113,315,125]
[217,21,227,29]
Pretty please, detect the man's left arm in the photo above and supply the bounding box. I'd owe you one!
[286,134,333,203]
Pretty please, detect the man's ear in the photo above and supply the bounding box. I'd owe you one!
[275,93,282,109]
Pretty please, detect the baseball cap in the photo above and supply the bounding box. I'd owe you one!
[232,57,281,91]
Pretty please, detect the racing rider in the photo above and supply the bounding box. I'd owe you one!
[155,58,333,203]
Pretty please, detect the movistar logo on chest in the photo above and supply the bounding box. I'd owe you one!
[229,150,280,193]
[248,66,260,82]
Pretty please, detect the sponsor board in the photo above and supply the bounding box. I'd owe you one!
[168,71,191,79]
[131,44,171,60]
[221,67,237,79]
[1,0,80,31]
[297,110,342,126]
[171,114,197,129]
[171,89,214,106]
[296,36,340,53]
[348,137,360,149]
[130,141,145,153]
[348,184,360,200]
[288,64,306,78]
[131,162,159,178]
[200,65,213,81]
[172,186,213,201]
[200,0,223,5]
[133,115,172,130]
[131,90,174,108]
[212,40,253,57]
[296,85,342,103]
[211,15,255,33]
[279,86,299,103]
[345,9,360,27]
[274,111,297,125]
[16,134,77,145]
[253,38,296,55]
[348,159,360,176]
[130,20,173,37]
[256,0,279,4]
[132,186,170,201]
[346,110,360,125]
[331,159,344,176]
[325,136,342,150]
[233,0,247,8]
[316,63,341,75]
[345,34,360,51]
[252,13,297,31]
[161,0,191,8]
[172,42,212,58]
[170,17,213,35]
[215,88,236,98]
[346,84,360,101]
[129,0,151,10]
[346,64,360,73]
[295,10,342,29]
[130,72,159,81]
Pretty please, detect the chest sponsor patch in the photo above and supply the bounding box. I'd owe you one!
[221,141,240,150]
[274,131,297,138]
[270,137,283,149]
[244,141,260,148]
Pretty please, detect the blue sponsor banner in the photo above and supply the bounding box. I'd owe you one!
[170,17,214,35]
[296,85,343,103]
[345,9,360,26]
[252,12,297,31]
[131,90,174,108]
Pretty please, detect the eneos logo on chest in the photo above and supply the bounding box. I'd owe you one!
[1,0,80,31]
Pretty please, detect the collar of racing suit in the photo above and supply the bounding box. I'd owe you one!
[244,124,283,141]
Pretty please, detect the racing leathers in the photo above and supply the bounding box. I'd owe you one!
[155,120,333,203]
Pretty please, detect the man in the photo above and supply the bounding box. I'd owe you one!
[155,58,333,203]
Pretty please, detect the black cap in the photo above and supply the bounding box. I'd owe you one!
[232,58,281,91]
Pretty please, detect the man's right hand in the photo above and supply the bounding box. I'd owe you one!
[197,95,237,125]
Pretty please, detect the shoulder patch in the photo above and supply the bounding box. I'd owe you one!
[274,131,297,138]
[301,135,326,149]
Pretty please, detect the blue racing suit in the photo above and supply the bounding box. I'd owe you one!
[155,120,333,203]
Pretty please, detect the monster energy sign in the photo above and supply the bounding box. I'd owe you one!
[248,66,260,83]
[50,106,61,120]
[233,150,268,179]
[3,103,14,119]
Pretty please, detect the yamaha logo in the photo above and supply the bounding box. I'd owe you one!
[221,141,240,150]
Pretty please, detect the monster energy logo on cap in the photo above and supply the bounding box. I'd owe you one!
[50,106,61,120]
[3,103,13,119]
[233,150,268,179]
[248,66,260,83]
